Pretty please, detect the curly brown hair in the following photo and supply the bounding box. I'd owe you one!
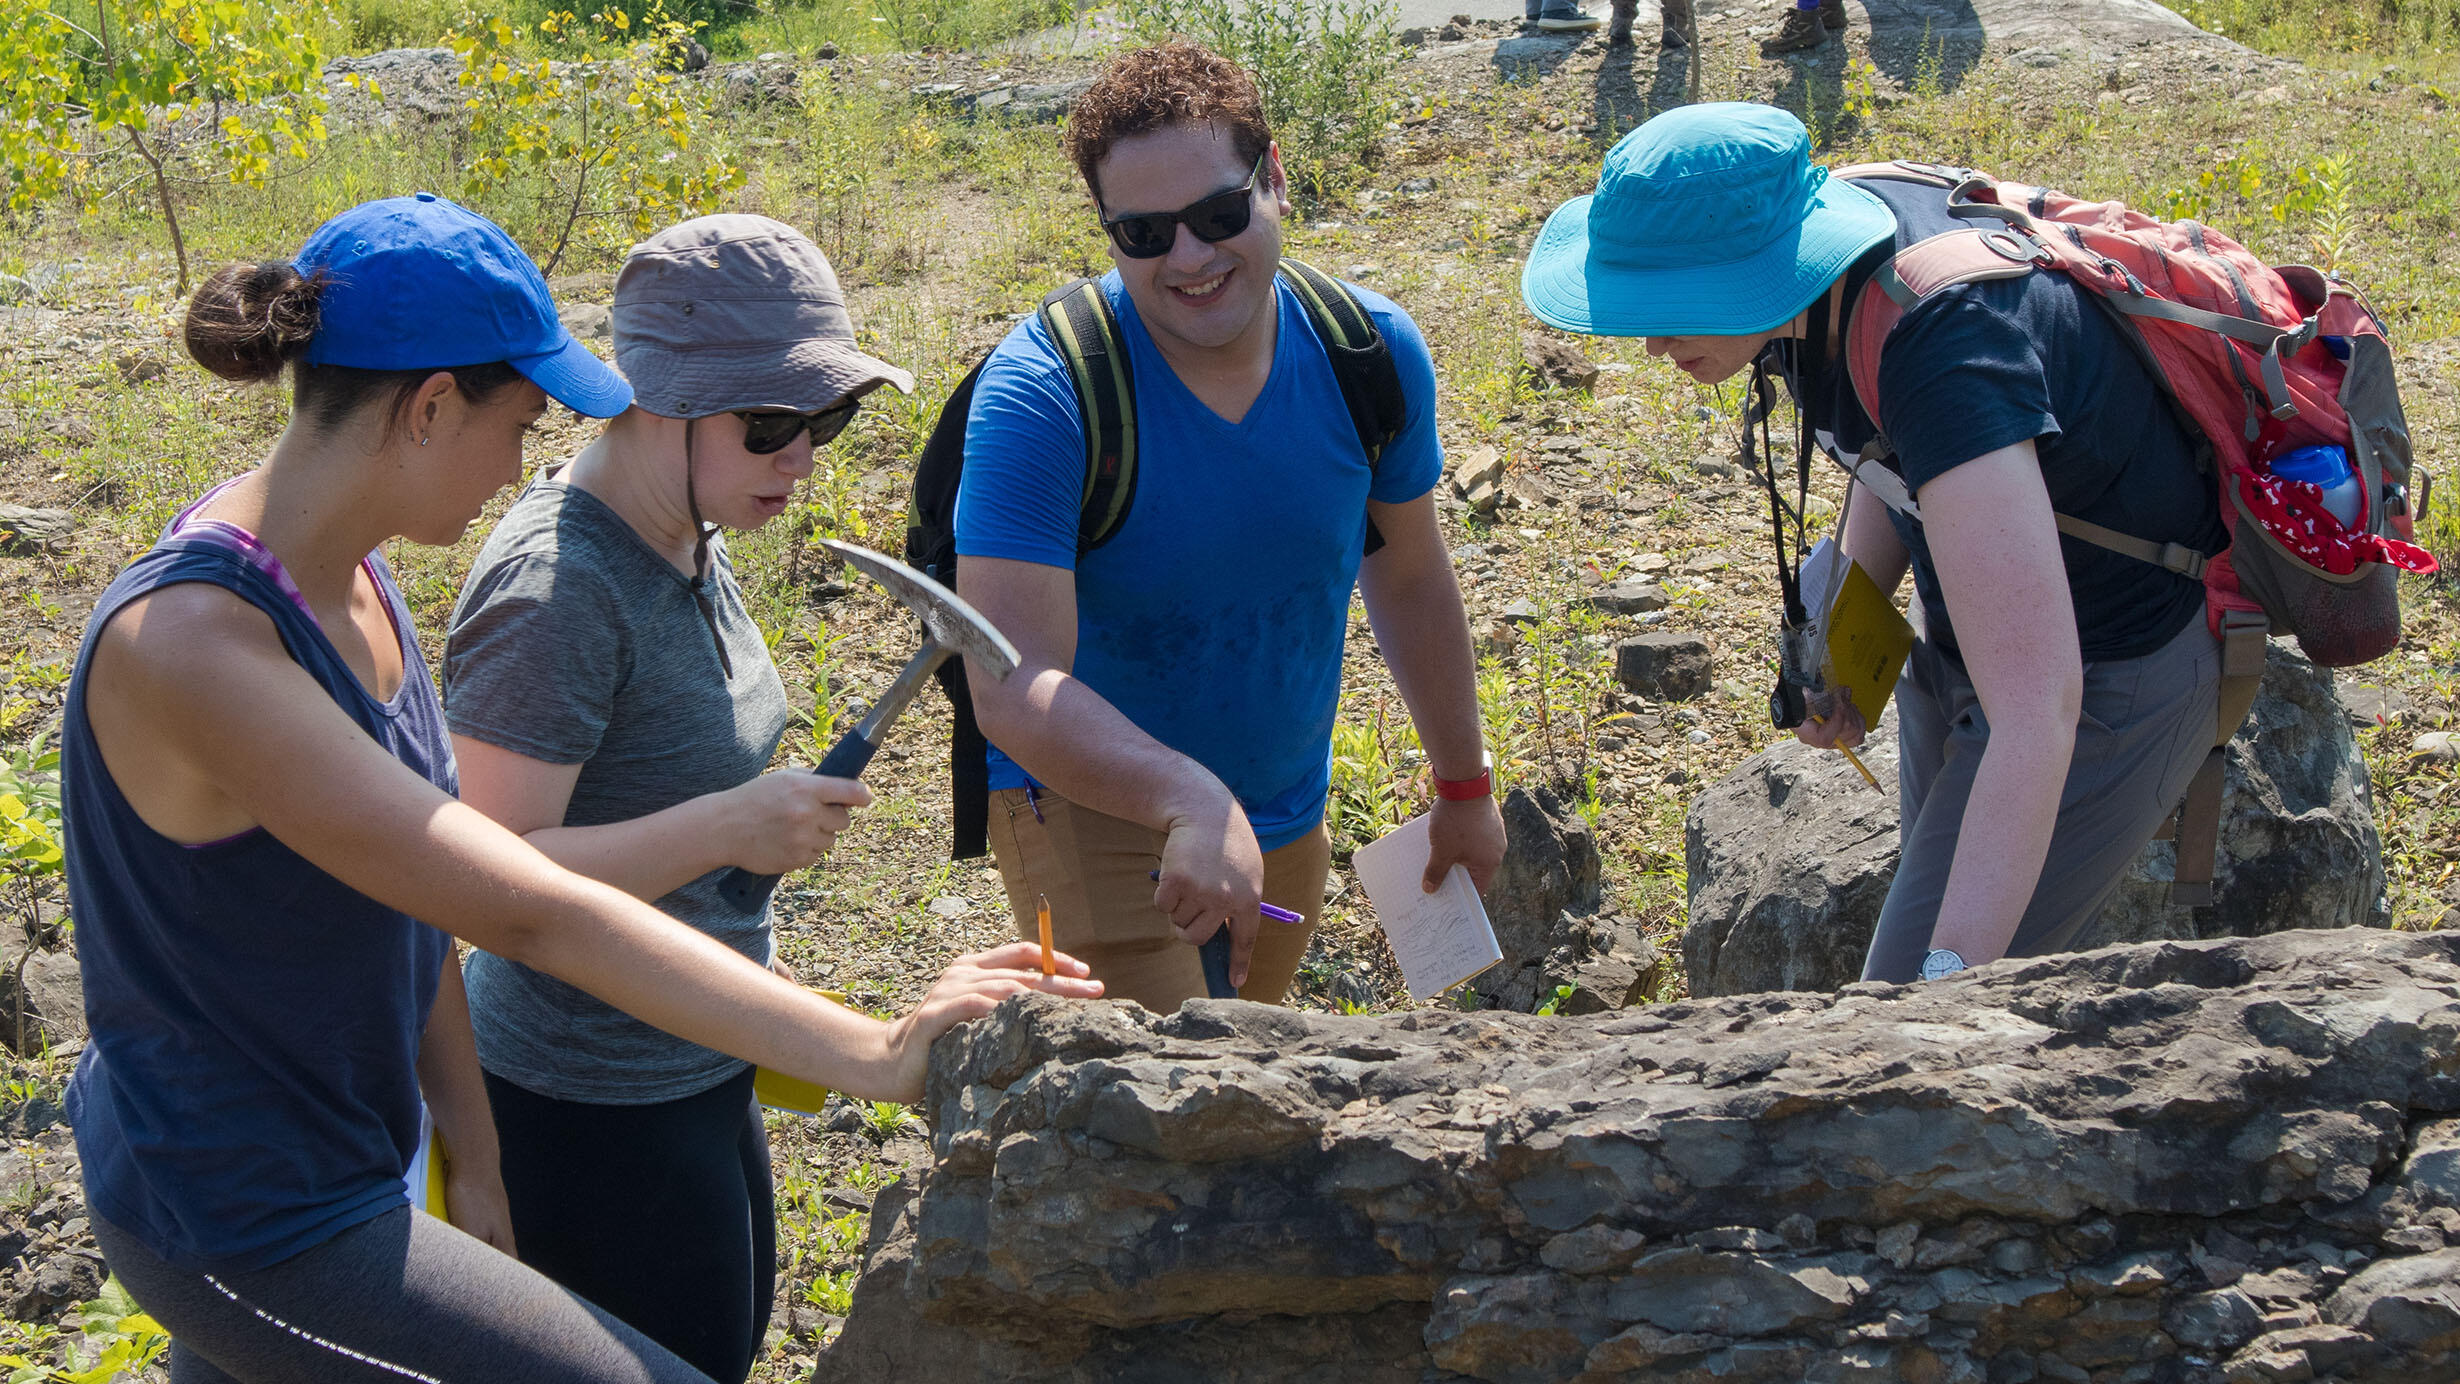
[1063,40,1274,208]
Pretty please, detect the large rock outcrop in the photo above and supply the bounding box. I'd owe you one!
[1684,641,2385,997]
[815,928,2460,1384]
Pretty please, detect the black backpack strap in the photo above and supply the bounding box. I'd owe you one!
[928,283,1134,860]
[939,656,991,860]
[1278,257,1408,556]
[906,356,991,581]
[903,356,997,859]
[1036,279,1138,555]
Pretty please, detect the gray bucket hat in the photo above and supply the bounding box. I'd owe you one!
[612,214,914,418]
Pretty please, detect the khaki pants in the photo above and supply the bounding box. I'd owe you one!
[985,786,1328,1014]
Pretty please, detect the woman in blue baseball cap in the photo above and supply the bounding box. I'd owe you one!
[60,193,1099,1384]
[1523,104,2224,988]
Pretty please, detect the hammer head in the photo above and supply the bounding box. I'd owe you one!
[818,539,1021,680]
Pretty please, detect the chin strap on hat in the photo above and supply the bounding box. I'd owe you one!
[682,418,733,681]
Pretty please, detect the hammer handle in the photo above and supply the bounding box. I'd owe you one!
[714,729,880,912]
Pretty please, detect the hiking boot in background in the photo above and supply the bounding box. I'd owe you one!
[1759,2,1827,53]
[1820,0,1849,31]
[1607,0,1636,43]
[1659,0,1693,47]
[1536,1,1606,30]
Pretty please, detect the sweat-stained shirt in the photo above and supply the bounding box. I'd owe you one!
[954,270,1443,850]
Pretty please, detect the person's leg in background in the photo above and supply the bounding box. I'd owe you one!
[1533,0,1606,32]
[1761,0,1835,53]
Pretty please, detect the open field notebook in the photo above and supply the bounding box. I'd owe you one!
[1353,813,1503,1001]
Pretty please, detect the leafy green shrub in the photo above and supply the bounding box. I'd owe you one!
[446,2,746,270]
[1118,0,1402,194]
[0,0,332,290]
[1325,708,1418,858]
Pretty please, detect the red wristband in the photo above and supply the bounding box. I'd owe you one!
[1432,753,1493,801]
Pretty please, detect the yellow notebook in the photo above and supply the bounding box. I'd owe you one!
[1819,558,1916,725]
[752,985,849,1117]
[753,1067,834,1117]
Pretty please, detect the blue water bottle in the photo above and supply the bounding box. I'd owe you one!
[2271,445,2363,531]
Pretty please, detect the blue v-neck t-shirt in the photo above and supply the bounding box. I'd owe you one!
[954,270,1442,850]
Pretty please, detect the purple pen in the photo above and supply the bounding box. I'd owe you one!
[1147,870,1302,923]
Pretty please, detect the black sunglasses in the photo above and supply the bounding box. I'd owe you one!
[734,399,860,455]
[1099,153,1270,260]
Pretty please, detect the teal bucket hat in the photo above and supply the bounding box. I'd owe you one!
[1521,103,1897,338]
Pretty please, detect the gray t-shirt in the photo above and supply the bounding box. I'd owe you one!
[444,478,788,1104]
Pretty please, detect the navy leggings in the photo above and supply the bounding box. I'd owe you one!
[484,1066,776,1384]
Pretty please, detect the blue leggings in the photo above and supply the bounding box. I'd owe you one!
[93,1205,715,1383]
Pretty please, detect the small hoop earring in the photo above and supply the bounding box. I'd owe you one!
[419,436,430,447]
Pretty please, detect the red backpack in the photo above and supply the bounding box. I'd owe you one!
[1833,161,2434,905]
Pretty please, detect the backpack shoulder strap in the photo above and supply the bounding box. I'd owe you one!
[1842,228,2041,432]
[1036,278,1138,555]
[904,354,993,581]
[1279,257,1409,557]
[1278,257,1408,467]
[1833,159,1963,188]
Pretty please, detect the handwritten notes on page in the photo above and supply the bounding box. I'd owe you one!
[1352,813,1503,1001]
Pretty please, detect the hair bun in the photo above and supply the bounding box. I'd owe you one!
[184,261,323,383]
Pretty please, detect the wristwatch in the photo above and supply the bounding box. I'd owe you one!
[1919,948,1969,981]
[1432,751,1493,801]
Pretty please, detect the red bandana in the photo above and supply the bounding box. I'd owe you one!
[2235,470,2438,578]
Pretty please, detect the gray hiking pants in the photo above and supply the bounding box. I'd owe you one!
[1861,616,2223,983]
[94,1205,716,1384]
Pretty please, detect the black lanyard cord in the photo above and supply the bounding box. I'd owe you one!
[1748,288,1837,633]
[1746,357,1807,628]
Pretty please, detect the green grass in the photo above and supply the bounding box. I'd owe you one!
[2170,0,2460,80]
[317,0,1080,60]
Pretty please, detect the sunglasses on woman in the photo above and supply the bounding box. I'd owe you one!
[734,398,860,454]
[1099,152,1270,260]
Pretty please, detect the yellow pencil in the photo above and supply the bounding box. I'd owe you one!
[1036,893,1055,977]
[1810,714,1882,792]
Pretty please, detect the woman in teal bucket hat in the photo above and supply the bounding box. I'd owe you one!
[59,194,1099,1384]
[1525,104,2227,987]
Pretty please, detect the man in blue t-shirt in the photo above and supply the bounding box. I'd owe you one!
[1523,103,2227,985]
[955,41,1505,1014]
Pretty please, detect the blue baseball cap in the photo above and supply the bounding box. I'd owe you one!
[294,193,633,418]
[1521,103,1897,338]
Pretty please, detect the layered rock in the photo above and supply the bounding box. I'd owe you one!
[815,928,2460,1384]
[1684,641,2385,997]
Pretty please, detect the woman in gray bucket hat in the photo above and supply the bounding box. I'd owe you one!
[437,215,1093,1381]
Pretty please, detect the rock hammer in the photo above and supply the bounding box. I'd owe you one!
[716,538,1020,912]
